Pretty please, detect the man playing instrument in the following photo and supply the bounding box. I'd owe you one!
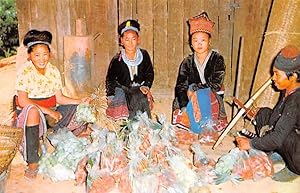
[236,45,300,182]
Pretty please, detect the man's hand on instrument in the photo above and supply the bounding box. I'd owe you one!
[246,105,259,120]
[235,136,251,150]
[232,97,259,120]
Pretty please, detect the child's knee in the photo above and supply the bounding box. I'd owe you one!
[26,106,40,124]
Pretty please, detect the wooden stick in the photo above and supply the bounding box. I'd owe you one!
[213,77,272,149]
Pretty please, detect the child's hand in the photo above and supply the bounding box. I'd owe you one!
[48,110,62,123]
[107,96,114,105]
[80,97,92,104]
[235,136,251,150]
[140,86,149,95]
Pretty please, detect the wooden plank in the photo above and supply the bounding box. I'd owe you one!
[167,0,184,89]
[89,0,118,87]
[69,0,79,35]
[16,0,31,41]
[29,0,50,30]
[107,0,119,59]
[211,0,234,113]
[68,0,90,36]
[232,0,254,105]
[55,0,72,77]
[214,0,234,118]
[15,0,32,69]
[88,0,99,86]
[136,0,154,60]
[45,1,59,69]
[74,0,87,18]
[90,0,110,86]
[152,0,168,90]
[84,0,93,35]
[233,0,273,105]
[119,0,134,22]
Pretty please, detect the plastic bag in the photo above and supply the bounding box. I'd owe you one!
[75,156,88,185]
[232,149,273,181]
[232,150,253,180]
[89,172,116,193]
[248,149,273,180]
[174,128,198,145]
[198,123,219,145]
[213,148,243,184]
[191,143,209,167]
[132,173,160,193]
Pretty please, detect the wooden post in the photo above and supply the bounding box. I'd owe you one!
[63,18,94,98]
[75,18,87,36]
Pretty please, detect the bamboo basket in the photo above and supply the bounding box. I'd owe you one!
[0,125,23,174]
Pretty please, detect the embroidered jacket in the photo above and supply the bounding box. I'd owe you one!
[174,50,226,109]
[106,49,154,96]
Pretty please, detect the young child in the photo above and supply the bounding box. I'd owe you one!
[15,29,90,179]
[172,12,227,133]
[105,19,154,120]
[236,45,300,182]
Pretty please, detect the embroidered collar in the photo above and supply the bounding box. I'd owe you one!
[121,48,143,67]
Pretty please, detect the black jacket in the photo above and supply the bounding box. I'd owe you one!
[174,51,226,109]
[106,49,154,96]
[251,88,300,174]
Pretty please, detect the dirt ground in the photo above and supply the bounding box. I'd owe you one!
[1,63,299,193]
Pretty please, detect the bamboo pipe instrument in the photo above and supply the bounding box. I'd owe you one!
[213,77,273,149]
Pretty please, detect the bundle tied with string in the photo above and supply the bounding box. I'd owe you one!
[0,125,23,174]
[89,84,121,132]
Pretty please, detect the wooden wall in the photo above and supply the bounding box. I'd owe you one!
[16,0,275,117]
[253,0,300,108]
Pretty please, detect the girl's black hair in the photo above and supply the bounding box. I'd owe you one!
[118,19,140,36]
[118,19,140,47]
[23,29,52,53]
[286,70,300,82]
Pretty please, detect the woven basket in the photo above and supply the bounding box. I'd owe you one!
[0,125,23,174]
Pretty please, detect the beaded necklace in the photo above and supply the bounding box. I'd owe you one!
[121,48,143,67]
[121,48,143,81]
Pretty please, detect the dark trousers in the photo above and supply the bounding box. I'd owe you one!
[124,87,151,119]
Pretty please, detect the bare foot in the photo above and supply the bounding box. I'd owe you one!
[24,163,38,179]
